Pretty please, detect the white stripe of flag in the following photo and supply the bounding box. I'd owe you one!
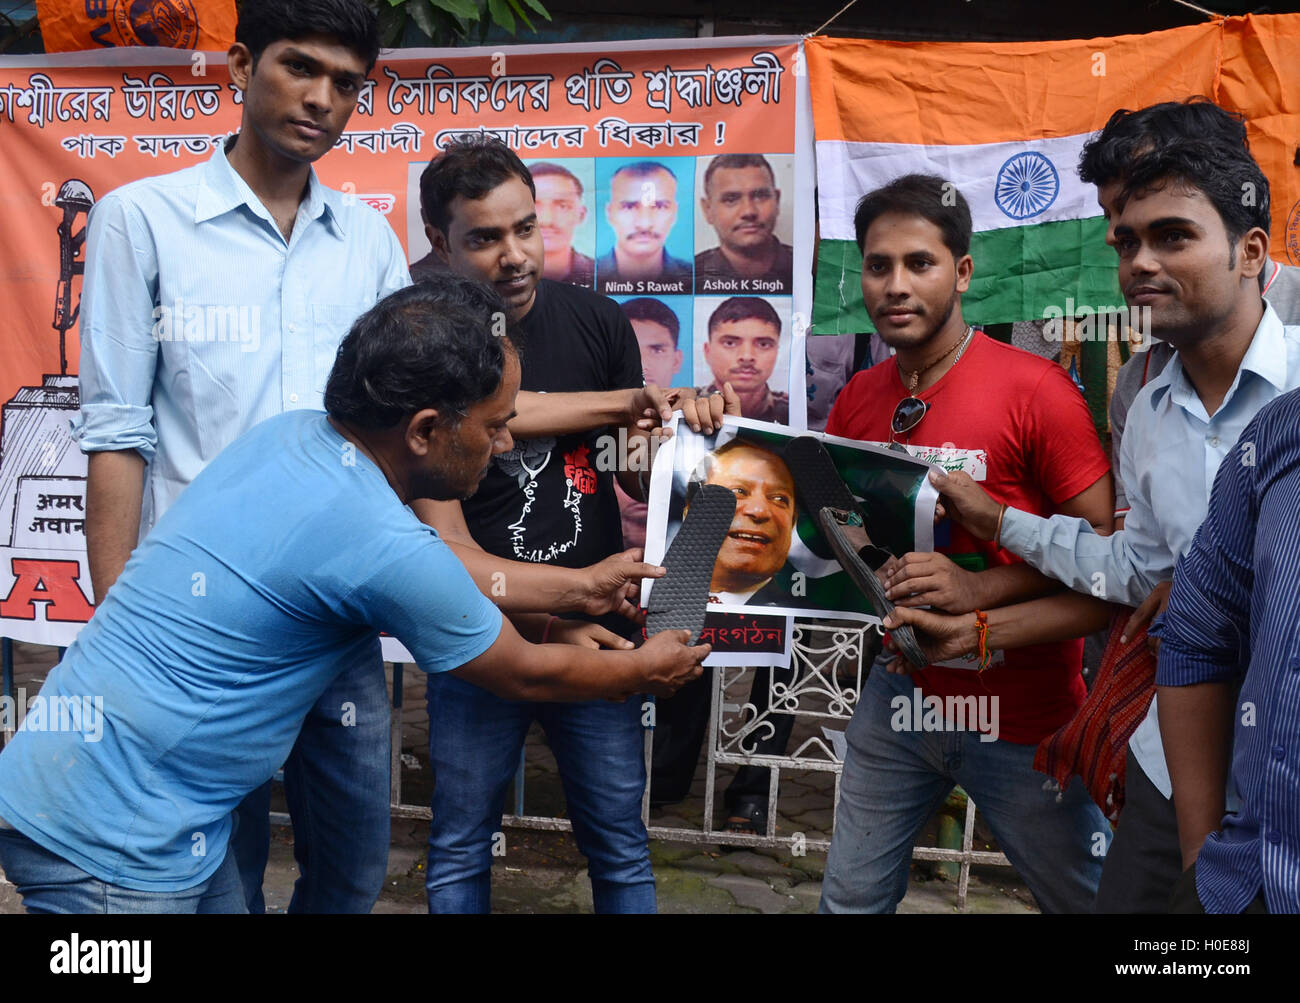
[816,133,1102,242]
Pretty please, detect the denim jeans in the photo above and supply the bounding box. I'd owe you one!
[230,652,392,914]
[0,823,246,914]
[425,671,654,913]
[820,664,1110,914]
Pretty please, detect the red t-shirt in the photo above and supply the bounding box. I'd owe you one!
[825,332,1110,744]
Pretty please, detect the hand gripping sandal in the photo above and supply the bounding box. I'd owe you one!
[646,483,737,645]
[781,436,929,668]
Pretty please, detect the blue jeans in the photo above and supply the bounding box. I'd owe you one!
[820,665,1110,914]
[231,652,392,913]
[0,823,246,914]
[425,671,654,914]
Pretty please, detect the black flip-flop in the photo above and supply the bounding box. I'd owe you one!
[782,436,928,668]
[646,483,736,645]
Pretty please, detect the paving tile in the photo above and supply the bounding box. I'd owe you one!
[705,873,798,914]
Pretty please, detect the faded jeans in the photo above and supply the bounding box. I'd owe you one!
[820,664,1110,913]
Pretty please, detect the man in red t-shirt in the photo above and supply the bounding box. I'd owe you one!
[819,174,1115,913]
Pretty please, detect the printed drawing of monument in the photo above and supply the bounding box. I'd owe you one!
[0,180,97,637]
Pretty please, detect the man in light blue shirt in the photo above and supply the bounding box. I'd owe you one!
[929,138,1300,912]
[72,2,408,913]
[0,279,708,913]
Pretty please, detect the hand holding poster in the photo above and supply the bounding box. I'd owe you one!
[643,416,939,622]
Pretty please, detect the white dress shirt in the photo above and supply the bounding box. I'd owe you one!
[1000,303,1300,796]
[73,140,412,532]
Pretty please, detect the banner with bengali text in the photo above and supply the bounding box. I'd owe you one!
[0,36,813,652]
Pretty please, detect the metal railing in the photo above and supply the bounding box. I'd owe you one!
[386,619,1013,912]
[0,626,1014,912]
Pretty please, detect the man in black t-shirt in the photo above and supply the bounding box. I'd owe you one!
[413,138,671,914]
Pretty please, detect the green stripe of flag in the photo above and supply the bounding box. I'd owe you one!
[812,216,1123,334]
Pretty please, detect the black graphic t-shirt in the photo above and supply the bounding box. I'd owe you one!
[463,279,643,632]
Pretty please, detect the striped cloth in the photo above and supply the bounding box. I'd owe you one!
[1157,388,1300,914]
[1033,610,1156,821]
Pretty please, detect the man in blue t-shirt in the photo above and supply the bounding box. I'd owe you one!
[0,279,708,913]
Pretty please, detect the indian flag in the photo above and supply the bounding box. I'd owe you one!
[807,22,1233,334]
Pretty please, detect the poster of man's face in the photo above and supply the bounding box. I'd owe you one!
[596,157,694,295]
[693,295,789,424]
[525,158,595,288]
[694,154,795,295]
[699,440,796,599]
[645,418,939,620]
[616,295,691,388]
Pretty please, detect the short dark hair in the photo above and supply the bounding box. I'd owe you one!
[685,438,792,508]
[419,137,536,235]
[853,174,972,260]
[325,275,520,429]
[529,161,583,196]
[703,154,775,194]
[707,296,782,338]
[1120,141,1270,265]
[610,161,677,189]
[236,0,380,74]
[1078,98,1248,187]
[620,297,680,346]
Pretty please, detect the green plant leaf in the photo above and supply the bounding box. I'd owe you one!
[504,0,534,32]
[487,0,515,34]
[407,0,438,38]
[432,0,483,20]
[517,0,552,21]
[376,5,408,47]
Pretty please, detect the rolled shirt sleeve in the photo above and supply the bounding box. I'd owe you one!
[72,193,161,461]
[349,534,504,675]
[998,503,1169,607]
[998,387,1173,605]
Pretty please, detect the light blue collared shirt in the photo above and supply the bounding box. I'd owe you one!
[1000,303,1300,796]
[73,140,411,532]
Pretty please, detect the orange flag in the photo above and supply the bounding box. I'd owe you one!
[36,0,237,53]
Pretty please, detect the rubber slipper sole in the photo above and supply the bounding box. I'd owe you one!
[647,483,736,645]
[782,435,864,522]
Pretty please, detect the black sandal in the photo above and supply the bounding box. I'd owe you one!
[646,483,736,645]
[720,796,768,837]
[781,436,928,668]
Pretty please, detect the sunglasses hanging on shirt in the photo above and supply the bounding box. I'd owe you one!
[889,326,975,448]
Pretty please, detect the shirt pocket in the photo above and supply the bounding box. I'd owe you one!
[178,304,263,463]
[312,303,368,397]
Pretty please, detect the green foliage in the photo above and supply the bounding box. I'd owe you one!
[374,0,552,48]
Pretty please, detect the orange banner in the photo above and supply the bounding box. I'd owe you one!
[36,0,237,53]
[1219,15,1300,268]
